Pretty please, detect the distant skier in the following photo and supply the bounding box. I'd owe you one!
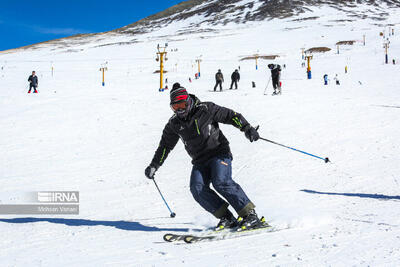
[214,69,224,91]
[145,83,262,230]
[334,74,340,85]
[229,69,240,90]
[28,71,38,93]
[268,64,281,95]
[323,74,328,85]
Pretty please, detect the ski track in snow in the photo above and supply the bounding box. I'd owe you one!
[1,4,400,266]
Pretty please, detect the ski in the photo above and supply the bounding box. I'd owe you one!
[183,225,278,243]
[184,234,217,243]
[163,228,228,243]
[163,233,188,242]
[162,218,283,244]
[183,217,277,244]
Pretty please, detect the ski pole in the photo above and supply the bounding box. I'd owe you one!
[258,136,330,163]
[152,179,176,218]
[263,77,271,95]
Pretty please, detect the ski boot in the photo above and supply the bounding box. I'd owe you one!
[215,210,238,231]
[237,209,261,231]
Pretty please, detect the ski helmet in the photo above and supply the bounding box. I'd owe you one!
[170,83,192,120]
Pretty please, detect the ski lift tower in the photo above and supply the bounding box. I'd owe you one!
[99,62,108,86]
[195,57,202,78]
[383,39,390,64]
[156,43,168,91]
[305,53,313,79]
[254,53,260,70]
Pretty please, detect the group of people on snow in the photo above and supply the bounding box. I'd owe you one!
[26,63,282,96]
[213,69,241,91]
[323,73,342,86]
[213,65,281,95]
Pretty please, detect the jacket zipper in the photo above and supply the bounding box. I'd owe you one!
[195,119,200,135]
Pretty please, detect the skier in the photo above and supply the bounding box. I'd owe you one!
[323,74,328,85]
[214,69,224,91]
[28,71,38,93]
[145,83,262,230]
[268,64,281,95]
[334,74,340,85]
[229,69,240,90]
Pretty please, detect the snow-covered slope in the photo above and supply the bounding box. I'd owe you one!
[1,3,400,266]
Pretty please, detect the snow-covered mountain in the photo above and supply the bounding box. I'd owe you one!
[1,1,400,266]
[118,0,400,31]
[2,0,400,53]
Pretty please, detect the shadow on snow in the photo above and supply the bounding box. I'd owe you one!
[301,189,400,200]
[0,217,198,232]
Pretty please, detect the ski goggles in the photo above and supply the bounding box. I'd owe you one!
[170,101,187,112]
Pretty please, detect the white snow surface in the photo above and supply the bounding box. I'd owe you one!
[1,5,400,266]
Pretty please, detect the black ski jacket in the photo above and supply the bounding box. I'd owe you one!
[215,72,224,82]
[270,64,281,79]
[150,95,250,167]
[231,71,240,81]
[28,75,38,86]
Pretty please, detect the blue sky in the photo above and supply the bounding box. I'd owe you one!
[0,0,184,51]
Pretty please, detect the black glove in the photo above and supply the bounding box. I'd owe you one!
[244,125,259,142]
[145,165,158,179]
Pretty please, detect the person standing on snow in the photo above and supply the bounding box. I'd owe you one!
[145,83,262,230]
[28,71,38,93]
[214,69,224,92]
[268,64,281,95]
[334,74,340,85]
[229,69,240,90]
[323,74,328,85]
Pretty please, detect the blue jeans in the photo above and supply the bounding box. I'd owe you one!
[190,156,254,218]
